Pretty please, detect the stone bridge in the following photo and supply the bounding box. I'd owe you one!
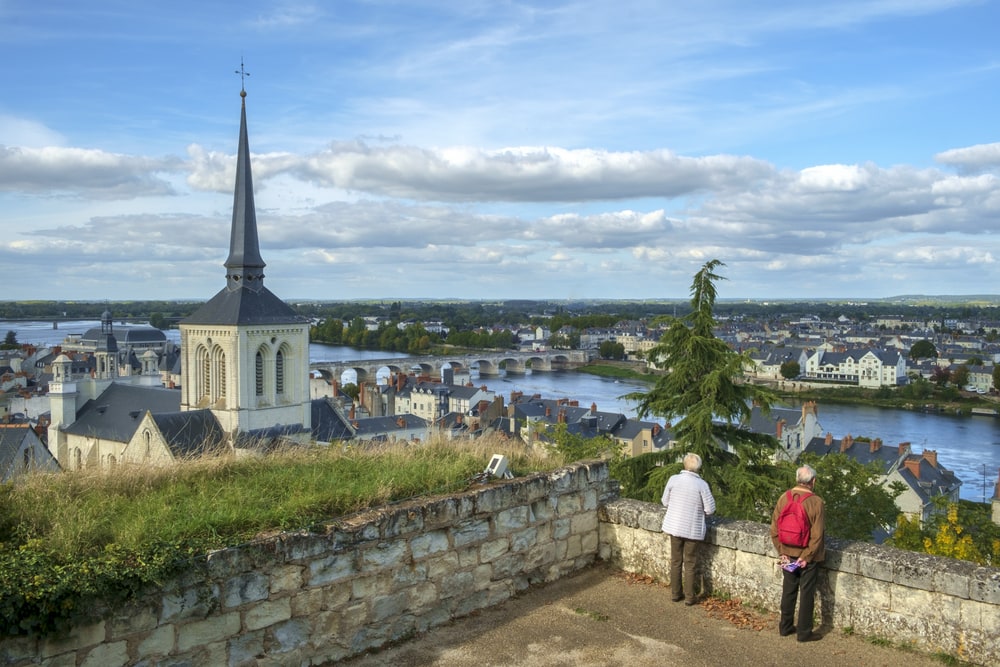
[310,349,590,384]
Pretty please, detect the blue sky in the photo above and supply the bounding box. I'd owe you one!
[1,1,999,302]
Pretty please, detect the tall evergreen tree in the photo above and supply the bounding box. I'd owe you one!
[622,260,784,519]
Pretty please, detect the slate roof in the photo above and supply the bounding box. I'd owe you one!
[149,410,227,458]
[0,425,37,476]
[802,436,905,472]
[63,384,181,442]
[311,398,355,443]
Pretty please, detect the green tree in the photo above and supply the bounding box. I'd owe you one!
[779,360,800,380]
[542,422,617,463]
[148,312,168,329]
[799,453,903,540]
[951,364,970,389]
[992,365,1000,392]
[0,330,18,350]
[599,341,625,360]
[340,383,360,401]
[908,339,938,361]
[624,260,784,520]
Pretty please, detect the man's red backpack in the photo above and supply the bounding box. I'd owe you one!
[777,491,812,548]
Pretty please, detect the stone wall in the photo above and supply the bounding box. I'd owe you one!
[0,460,617,667]
[599,498,1000,666]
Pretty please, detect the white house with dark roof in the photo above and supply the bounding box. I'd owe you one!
[803,347,907,387]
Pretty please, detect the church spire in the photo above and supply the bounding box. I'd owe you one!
[224,80,266,294]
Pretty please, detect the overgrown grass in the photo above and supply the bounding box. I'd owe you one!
[0,437,557,638]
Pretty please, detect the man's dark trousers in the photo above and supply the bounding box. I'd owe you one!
[779,561,818,639]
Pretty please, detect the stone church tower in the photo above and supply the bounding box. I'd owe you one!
[178,87,311,441]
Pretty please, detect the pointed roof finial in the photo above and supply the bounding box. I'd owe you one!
[235,57,250,98]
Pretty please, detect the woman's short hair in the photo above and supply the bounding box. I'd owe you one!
[683,452,702,472]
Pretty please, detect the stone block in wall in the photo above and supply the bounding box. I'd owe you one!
[513,476,553,506]
[268,617,311,654]
[136,623,175,658]
[223,571,271,609]
[421,495,475,530]
[480,536,511,563]
[425,551,460,579]
[161,582,220,623]
[108,601,158,639]
[352,574,392,600]
[932,558,977,599]
[377,504,426,539]
[269,564,305,595]
[360,539,408,570]
[475,483,517,513]
[175,611,240,653]
[570,512,598,536]
[244,598,292,632]
[556,492,583,517]
[529,496,557,523]
[451,518,491,548]
[511,526,538,553]
[227,628,264,666]
[411,529,450,559]
[308,552,357,587]
[79,640,127,667]
[40,621,105,659]
[496,505,530,532]
[970,566,1000,604]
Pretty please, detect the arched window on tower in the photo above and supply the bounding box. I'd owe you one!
[256,350,264,396]
[214,348,227,400]
[275,348,285,395]
[198,346,211,402]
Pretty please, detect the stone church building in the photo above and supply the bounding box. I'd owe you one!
[47,88,314,469]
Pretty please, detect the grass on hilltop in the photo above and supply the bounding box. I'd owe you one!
[0,436,558,639]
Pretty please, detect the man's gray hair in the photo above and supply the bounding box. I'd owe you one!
[796,464,817,485]
[683,452,702,472]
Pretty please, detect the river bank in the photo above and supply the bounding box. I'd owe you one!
[577,360,1000,417]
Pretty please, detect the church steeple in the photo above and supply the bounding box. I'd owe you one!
[224,88,266,294]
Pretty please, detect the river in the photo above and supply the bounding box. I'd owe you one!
[6,321,998,502]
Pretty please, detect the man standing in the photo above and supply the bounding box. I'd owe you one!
[770,464,826,642]
[661,452,716,605]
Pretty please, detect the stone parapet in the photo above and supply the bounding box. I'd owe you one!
[598,498,999,666]
[0,460,616,667]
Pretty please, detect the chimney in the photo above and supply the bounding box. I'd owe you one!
[824,432,833,447]
[478,400,489,415]
[922,449,938,468]
[591,402,597,414]
[652,423,661,436]
[802,401,817,419]
[349,405,356,420]
[456,414,463,425]
[840,434,853,453]
[332,380,339,397]
[546,406,552,417]
[397,416,405,428]
[776,419,785,440]
[898,441,911,456]
[558,409,566,424]
[870,438,882,453]
[358,382,365,407]
[903,457,921,479]
[397,374,405,392]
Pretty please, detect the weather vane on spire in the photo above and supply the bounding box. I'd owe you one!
[235,58,250,94]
